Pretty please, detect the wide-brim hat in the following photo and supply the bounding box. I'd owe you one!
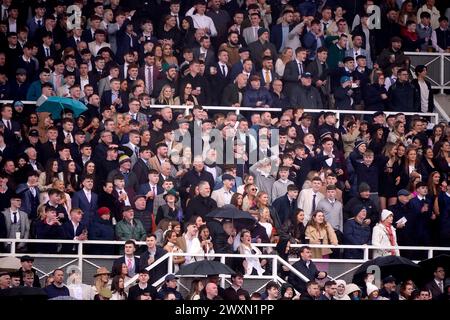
[94,267,111,277]
[164,189,179,201]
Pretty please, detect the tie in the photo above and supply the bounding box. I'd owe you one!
[13,212,17,224]
[37,19,42,27]
[127,258,132,271]
[76,38,80,44]
[438,281,443,293]
[298,62,303,75]
[265,70,271,83]
[7,120,11,130]
[221,64,227,77]
[146,66,153,94]
[30,187,36,197]
[67,133,71,142]
[152,185,156,196]
[135,146,139,157]
[174,14,179,27]
[312,194,316,212]
[46,47,50,57]
[2,8,7,20]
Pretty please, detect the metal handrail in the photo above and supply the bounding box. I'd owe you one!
[0,100,441,124]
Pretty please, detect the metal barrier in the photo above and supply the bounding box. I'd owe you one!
[0,100,441,126]
[2,238,449,291]
[405,51,450,94]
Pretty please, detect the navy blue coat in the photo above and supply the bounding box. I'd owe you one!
[272,194,298,225]
[62,221,87,253]
[343,218,371,259]
[34,220,65,253]
[139,246,168,284]
[88,217,115,255]
[288,259,324,294]
[270,23,294,52]
[437,192,450,246]
[407,196,433,246]
[71,190,98,227]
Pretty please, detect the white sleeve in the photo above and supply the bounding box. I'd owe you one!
[209,18,218,37]
[430,30,444,53]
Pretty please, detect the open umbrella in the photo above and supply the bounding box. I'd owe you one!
[206,205,255,222]
[176,260,235,277]
[418,254,450,283]
[0,256,21,272]
[36,96,87,119]
[352,256,420,286]
[0,287,48,300]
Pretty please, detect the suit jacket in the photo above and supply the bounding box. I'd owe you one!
[302,31,325,60]
[100,90,129,112]
[107,169,139,192]
[138,183,164,211]
[425,280,444,300]
[38,141,58,166]
[259,69,278,87]
[220,83,244,106]
[345,48,373,69]
[16,183,40,220]
[81,29,96,44]
[71,190,98,227]
[61,220,86,253]
[97,76,112,98]
[272,194,298,225]
[270,23,294,52]
[139,246,168,284]
[2,118,21,146]
[112,256,141,277]
[297,188,324,224]
[193,47,216,68]
[242,26,260,45]
[211,188,234,208]
[138,65,160,97]
[37,45,57,63]
[2,209,30,241]
[283,59,305,96]
[116,23,139,64]
[288,259,323,293]
[132,158,151,185]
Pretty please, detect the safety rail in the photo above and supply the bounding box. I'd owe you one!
[0,100,440,125]
[405,51,450,94]
[1,238,449,290]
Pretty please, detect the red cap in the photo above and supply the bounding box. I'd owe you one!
[97,207,111,216]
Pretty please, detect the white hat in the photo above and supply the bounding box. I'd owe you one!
[366,283,379,297]
[381,209,393,221]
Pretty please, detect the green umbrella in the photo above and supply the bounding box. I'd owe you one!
[36,96,88,119]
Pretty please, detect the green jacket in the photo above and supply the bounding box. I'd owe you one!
[325,36,346,69]
[115,219,146,242]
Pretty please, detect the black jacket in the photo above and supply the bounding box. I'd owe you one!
[288,259,325,294]
[139,246,168,284]
[185,195,217,221]
[388,81,419,112]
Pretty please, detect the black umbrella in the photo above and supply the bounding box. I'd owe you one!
[176,260,236,277]
[0,287,48,300]
[418,254,450,282]
[206,205,255,222]
[352,256,420,286]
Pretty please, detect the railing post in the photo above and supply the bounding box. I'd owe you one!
[220,256,226,289]
[168,253,173,274]
[440,54,444,95]
[363,246,369,261]
[10,239,16,255]
[428,249,433,259]
[78,242,83,277]
[272,256,278,282]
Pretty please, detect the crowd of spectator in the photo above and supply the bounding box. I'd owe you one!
[0,0,449,300]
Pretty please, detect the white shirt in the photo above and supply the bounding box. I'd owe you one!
[10,210,19,224]
[418,79,429,113]
[218,62,228,76]
[63,130,74,143]
[71,220,79,237]
[83,188,92,203]
[186,11,217,37]
[8,18,17,33]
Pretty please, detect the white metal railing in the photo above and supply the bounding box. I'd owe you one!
[0,100,441,125]
[405,51,450,94]
[2,238,449,287]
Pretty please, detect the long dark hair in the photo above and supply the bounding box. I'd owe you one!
[44,159,59,185]
[62,160,78,191]
[110,275,127,299]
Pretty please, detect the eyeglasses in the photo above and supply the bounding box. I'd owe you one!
[250,188,257,191]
